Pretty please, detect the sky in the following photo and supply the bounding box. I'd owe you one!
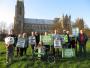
[0,0,90,28]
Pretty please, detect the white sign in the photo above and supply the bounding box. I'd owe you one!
[62,48,75,58]
[5,37,14,45]
[54,39,62,48]
[16,38,25,48]
[29,36,36,45]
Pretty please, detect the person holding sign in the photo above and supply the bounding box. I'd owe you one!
[22,33,29,56]
[53,30,62,56]
[5,34,14,64]
[8,29,17,57]
[29,32,36,58]
[40,32,51,56]
[77,29,88,57]
[16,34,24,56]
[53,30,62,48]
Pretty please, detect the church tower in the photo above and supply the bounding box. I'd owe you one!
[14,0,24,34]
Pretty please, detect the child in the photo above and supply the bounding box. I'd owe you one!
[35,42,45,59]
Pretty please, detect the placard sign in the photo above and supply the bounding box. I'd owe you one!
[72,27,79,37]
[5,37,14,45]
[54,39,62,48]
[40,35,53,45]
[16,38,25,48]
[29,36,36,45]
[62,48,75,58]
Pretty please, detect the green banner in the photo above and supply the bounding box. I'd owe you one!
[40,35,53,46]
[62,48,75,58]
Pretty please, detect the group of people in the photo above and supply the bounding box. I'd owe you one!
[4,29,88,64]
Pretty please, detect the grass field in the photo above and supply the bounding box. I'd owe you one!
[0,40,90,68]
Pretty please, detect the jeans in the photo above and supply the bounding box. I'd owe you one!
[6,47,14,63]
[79,44,86,57]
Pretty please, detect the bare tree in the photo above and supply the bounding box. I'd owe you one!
[0,21,7,33]
[75,18,84,30]
[52,18,63,33]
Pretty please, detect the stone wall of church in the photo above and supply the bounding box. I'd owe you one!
[23,23,53,34]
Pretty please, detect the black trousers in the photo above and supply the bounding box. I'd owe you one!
[20,47,27,56]
[20,48,24,56]
[17,47,20,56]
[31,44,35,57]
[79,44,86,57]
[44,45,50,55]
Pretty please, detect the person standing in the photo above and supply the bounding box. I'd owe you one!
[35,32,40,47]
[16,34,23,56]
[71,36,77,56]
[53,30,61,56]
[42,32,50,56]
[77,29,88,57]
[5,34,14,64]
[29,32,36,58]
[9,29,17,57]
[9,29,17,47]
[23,33,29,56]
[61,30,68,48]
[66,31,71,48]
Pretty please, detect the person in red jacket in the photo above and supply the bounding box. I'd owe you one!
[77,29,88,57]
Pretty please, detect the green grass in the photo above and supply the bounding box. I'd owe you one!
[0,40,90,68]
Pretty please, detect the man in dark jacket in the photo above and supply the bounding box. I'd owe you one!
[77,29,88,57]
[35,32,40,47]
[66,31,71,48]
[9,29,17,47]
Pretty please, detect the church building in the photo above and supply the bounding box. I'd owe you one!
[14,0,72,34]
[14,0,54,34]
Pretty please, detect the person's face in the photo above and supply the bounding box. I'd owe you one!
[23,33,27,38]
[66,31,69,34]
[18,34,22,38]
[35,32,38,35]
[54,30,57,34]
[31,32,34,36]
[45,32,48,35]
[80,30,83,34]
